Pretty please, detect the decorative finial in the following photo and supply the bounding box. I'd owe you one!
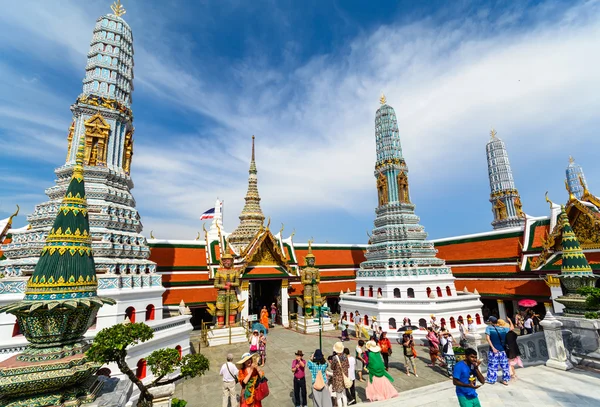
[379,93,386,105]
[578,174,589,195]
[308,237,313,253]
[565,179,576,201]
[150,230,155,239]
[266,217,271,230]
[569,155,574,164]
[111,0,126,17]
[195,232,201,241]
[490,128,497,139]
[545,191,554,209]
[279,223,284,235]
[291,229,296,239]
[251,135,255,162]
[9,205,20,222]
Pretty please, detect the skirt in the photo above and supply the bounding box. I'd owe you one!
[365,376,399,402]
[509,356,523,368]
[311,387,333,407]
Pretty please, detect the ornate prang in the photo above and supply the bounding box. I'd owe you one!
[486,129,525,229]
[566,156,588,200]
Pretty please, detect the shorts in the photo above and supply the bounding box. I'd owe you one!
[457,395,481,407]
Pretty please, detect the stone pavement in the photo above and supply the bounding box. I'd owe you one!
[371,364,600,406]
[175,325,450,406]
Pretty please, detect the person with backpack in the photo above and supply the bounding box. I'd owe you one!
[453,348,485,407]
[307,349,333,407]
[378,332,392,371]
[485,316,513,385]
[440,329,456,377]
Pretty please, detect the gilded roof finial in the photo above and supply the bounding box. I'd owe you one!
[9,205,20,222]
[569,155,574,164]
[545,191,554,209]
[279,223,284,235]
[578,174,589,196]
[111,0,126,17]
[266,217,271,230]
[565,179,576,202]
[379,93,386,105]
[150,230,155,239]
[490,128,497,139]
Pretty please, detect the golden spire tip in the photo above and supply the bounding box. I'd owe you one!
[251,135,255,162]
[379,93,386,105]
[490,128,497,139]
[569,155,574,164]
[111,0,126,17]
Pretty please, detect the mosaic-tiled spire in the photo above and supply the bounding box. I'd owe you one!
[228,136,265,253]
[559,206,593,276]
[566,156,588,200]
[24,141,98,301]
[486,129,525,230]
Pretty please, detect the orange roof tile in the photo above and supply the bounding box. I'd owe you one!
[459,279,550,298]
[435,237,521,261]
[163,286,216,306]
[451,265,519,274]
[150,246,207,268]
[295,248,366,266]
[531,225,550,249]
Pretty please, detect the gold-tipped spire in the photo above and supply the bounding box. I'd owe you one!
[111,0,126,17]
[305,237,315,258]
[565,179,576,202]
[251,135,255,162]
[379,93,386,105]
[490,128,497,139]
[569,155,574,164]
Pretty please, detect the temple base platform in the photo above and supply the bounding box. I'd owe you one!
[207,326,248,347]
[294,316,335,334]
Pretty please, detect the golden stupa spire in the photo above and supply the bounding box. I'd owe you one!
[379,93,387,105]
[490,128,497,139]
[111,0,126,17]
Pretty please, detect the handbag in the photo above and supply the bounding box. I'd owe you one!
[336,356,353,389]
[411,345,418,359]
[225,362,238,384]
[313,369,325,391]
[255,376,270,401]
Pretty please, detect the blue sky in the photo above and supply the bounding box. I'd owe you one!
[1,0,599,243]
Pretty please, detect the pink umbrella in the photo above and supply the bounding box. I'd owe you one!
[518,299,537,308]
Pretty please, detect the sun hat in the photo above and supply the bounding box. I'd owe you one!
[430,314,435,318]
[333,342,344,354]
[365,340,381,353]
[406,329,413,335]
[235,352,259,369]
[372,316,377,321]
[295,350,304,356]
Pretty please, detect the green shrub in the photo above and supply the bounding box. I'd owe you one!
[577,287,600,309]
[453,346,465,354]
[584,311,599,319]
[172,399,188,407]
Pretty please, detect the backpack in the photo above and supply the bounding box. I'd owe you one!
[442,340,449,354]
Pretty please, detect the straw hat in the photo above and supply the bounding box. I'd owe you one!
[405,329,413,335]
[372,316,377,321]
[235,352,259,369]
[333,341,344,354]
[365,340,381,353]
[467,317,473,322]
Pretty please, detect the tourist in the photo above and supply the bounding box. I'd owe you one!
[467,317,476,333]
[515,312,525,335]
[330,342,350,407]
[430,314,440,332]
[440,330,456,377]
[291,350,307,407]
[371,317,379,341]
[452,348,485,407]
[355,340,367,382]
[378,332,392,371]
[249,330,259,354]
[402,331,418,377]
[258,332,267,366]
[504,319,522,381]
[458,318,468,348]
[307,349,333,407]
[219,353,239,407]
[342,316,351,341]
[524,313,533,335]
[343,348,356,405]
[270,302,277,327]
[426,327,445,368]
[260,306,269,331]
[364,341,399,401]
[236,352,264,407]
[485,316,512,385]
[532,312,541,333]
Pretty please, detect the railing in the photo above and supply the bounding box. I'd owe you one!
[199,321,212,348]
[475,331,548,373]
[288,312,298,329]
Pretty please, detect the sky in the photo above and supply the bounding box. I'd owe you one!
[0,0,599,243]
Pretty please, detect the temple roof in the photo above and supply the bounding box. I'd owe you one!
[558,205,593,276]
[228,136,265,253]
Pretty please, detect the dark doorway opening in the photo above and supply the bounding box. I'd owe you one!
[249,279,281,317]
[190,307,213,330]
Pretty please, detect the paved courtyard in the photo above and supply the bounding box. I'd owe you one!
[175,327,600,406]
[175,326,450,406]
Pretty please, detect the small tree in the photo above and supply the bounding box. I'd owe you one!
[87,322,209,407]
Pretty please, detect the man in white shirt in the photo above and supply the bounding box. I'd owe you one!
[524,315,534,334]
[440,330,456,378]
[219,353,239,407]
[343,347,357,405]
[371,316,380,341]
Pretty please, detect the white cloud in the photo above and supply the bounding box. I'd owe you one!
[1,1,600,241]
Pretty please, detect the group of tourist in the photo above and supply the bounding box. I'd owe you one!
[219,352,268,407]
[514,309,541,335]
[258,303,277,329]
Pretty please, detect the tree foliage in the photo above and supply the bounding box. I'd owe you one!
[577,286,600,310]
[87,322,209,407]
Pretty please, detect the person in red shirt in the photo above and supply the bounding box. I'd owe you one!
[378,332,392,371]
[291,350,307,407]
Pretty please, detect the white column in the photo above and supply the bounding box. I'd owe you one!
[550,285,565,314]
[240,284,249,321]
[539,311,573,370]
[497,299,507,320]
[281,279,289,326]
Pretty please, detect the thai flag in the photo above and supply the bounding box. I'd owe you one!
[200,207,215,220]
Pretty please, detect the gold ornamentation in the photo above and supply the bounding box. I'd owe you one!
[490,128,497,139]
[545,191,553,209]
[377,173,388,206]
[241,280,249,291]
[281,279,289,289]
[123,130,133,174]
[494,199,507,220]
[514,196,525,218]
[380,93,386,105]
[279,223,284,236]
[150,230,155,239]
[579,175,589,196]
[545,275,561,287]
[569,155,574,164]
[565,179,576,202]
[397,172,410,203]
[66,121,75,161]
[249,243,278,266]
[83,113,110,166]
[111,0,126,17]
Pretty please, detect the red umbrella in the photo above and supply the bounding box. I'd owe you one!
[518,299,537,308]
